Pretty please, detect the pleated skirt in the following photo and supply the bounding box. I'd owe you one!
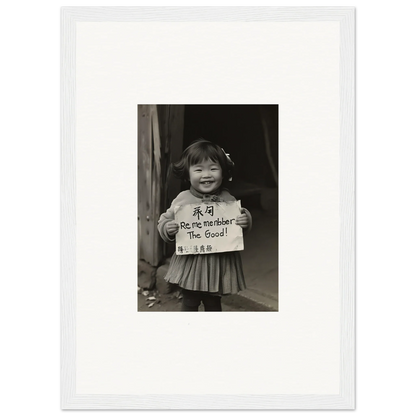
[164,252,246,295]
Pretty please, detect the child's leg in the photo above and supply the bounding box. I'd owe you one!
[201,293,222,312]
[181,289,201,311]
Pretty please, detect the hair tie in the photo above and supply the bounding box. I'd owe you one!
[221,148,234,181]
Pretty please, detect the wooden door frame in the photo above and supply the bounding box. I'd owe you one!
[138,105,184,267]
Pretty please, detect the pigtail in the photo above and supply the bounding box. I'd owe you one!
[171,158,188,181]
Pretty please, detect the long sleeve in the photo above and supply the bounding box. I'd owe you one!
[157,191,193,244]
[217,189,252,233]
[157,202,177,244]
[241,207,253,233]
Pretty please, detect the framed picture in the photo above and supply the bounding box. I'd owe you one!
[61,6,355,409]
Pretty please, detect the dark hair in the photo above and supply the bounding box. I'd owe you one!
[172,138,234,182]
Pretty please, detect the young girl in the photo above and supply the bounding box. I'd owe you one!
[157,139,252,311]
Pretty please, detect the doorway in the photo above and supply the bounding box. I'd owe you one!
[180,105,279,309]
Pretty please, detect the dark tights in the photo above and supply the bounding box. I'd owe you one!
[181,289,222,312]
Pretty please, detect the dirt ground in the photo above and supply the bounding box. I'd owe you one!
[137,286,275,312]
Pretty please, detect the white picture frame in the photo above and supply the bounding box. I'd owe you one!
[56,2,361,415]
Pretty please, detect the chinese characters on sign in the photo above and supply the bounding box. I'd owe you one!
[174,201,244,255]
[176,244,213,255]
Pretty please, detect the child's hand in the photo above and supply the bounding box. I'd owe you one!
[166,221,179,236]
[236,212,249,229]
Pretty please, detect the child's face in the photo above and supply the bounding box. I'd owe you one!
[189,158,223,194]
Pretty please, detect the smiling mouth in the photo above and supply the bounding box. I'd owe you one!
[201,181,214,185]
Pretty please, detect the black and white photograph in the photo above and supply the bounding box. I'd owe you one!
[58,8,354,408]
[138,105,278,312]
